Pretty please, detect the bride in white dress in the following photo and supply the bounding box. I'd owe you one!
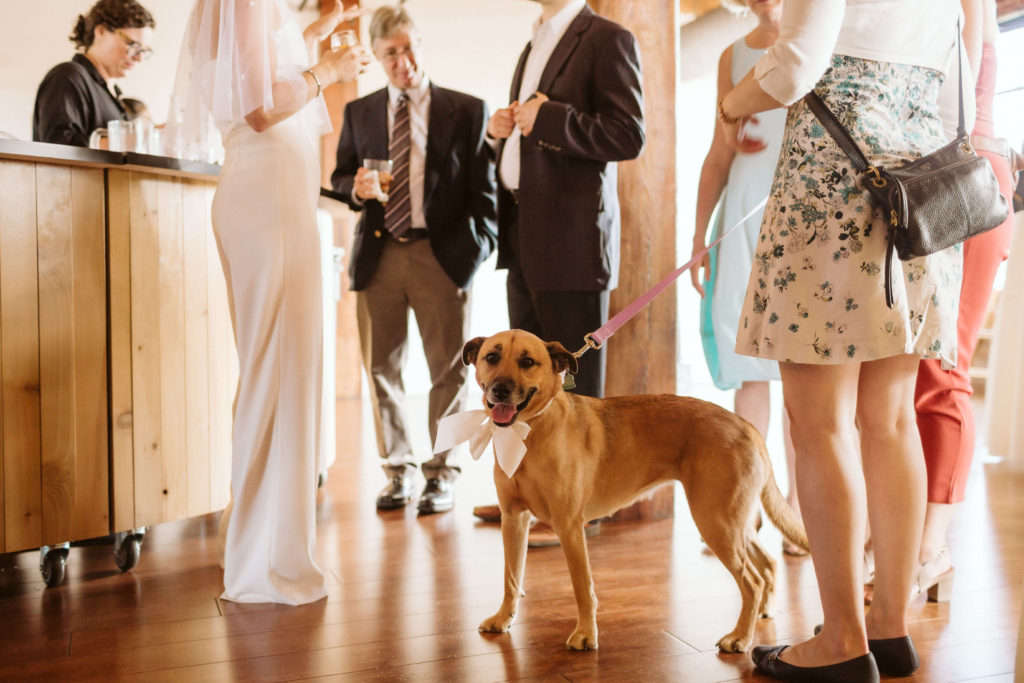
[171,0,370,604]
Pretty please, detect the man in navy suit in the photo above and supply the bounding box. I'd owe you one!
[331,5,497,515]
[487,0,645,400]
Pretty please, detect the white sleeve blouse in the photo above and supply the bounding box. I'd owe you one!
[754,0,963,106]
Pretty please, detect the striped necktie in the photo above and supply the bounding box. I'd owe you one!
[384,93,412,238]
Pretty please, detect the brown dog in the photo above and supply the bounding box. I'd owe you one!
[463,330,808,652]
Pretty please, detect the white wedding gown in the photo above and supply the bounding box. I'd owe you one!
[212,113,327,604]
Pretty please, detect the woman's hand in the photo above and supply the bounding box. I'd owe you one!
[318,43,372,85]
[689,247,710,297]
[721,116,768,154]
[304,2,370,43]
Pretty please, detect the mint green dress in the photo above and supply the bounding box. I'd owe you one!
[700,39,786,390]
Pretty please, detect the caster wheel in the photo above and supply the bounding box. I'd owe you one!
[40,546,69,587]
[114,531,145,572]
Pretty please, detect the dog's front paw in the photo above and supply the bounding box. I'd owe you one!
[716,632,751,653]
[479,612,515,634]
[566,627,598,651]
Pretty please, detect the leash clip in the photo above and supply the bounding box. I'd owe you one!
[572,333,603,359]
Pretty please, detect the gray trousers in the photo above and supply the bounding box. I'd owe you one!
[356,238,470,482]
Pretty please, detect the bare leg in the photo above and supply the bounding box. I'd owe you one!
[736,381,805,555]
[776,361,868,667]
[919,502,954,562]
[858,355,927,639]
[734,381,770,437]
[782,409,799,514]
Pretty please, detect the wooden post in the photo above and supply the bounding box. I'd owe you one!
[591,0,678,520]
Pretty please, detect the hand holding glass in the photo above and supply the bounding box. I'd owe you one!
[363,159,393,204]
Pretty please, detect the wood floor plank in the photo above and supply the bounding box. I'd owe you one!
[0,397,1020,682]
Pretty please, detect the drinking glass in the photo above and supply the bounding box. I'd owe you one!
[331,30,357,52]
[89,120,127,151]
[362,158,393,203]
[131,118,154,154]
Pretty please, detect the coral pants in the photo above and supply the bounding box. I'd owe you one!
[915,149,1015,504]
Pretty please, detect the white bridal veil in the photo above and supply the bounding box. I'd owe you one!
[167,0,330,159]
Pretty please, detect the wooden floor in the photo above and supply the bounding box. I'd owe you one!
[1,396,1021,682]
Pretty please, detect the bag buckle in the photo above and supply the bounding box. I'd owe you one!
[867,166,887,188]
[889,209,899,227]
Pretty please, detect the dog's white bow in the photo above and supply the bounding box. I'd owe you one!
[433,410,530,478]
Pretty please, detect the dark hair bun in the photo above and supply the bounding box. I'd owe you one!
[69,15,89,48]
[69,1,156,50]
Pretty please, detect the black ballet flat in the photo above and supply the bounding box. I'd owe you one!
[810,626,919,677]
[868,635,919,676]
[752,644,880,683]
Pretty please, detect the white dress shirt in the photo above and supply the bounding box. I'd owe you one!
[388,77,430,228]
[499,0,586,191]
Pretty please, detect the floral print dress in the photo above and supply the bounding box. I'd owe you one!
[736,55,962,366]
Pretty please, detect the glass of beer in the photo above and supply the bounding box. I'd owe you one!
[362,158,393,204]
[331,30,357,52]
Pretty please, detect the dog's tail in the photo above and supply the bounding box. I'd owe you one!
[760,459,810,553]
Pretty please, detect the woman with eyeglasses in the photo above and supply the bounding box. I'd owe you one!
[33,0,155,147]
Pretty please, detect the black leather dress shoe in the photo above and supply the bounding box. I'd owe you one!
[417,478,453,514]
[376,475,413,510]
[752,645,879,682]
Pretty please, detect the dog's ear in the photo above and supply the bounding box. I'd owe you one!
[546,341,579,375]
[462,337,486,366]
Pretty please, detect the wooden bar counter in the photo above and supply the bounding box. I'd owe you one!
[0,140,235,556]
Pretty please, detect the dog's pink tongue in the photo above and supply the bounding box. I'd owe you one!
[490,403,517,423]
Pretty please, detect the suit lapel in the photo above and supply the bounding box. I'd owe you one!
[423,84,454,208]
[510,43,531,102]
[537,5,593,95]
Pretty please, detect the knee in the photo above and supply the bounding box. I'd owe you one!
[857,402,916,443]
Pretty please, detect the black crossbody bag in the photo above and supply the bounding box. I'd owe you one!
[803,25,1008,307]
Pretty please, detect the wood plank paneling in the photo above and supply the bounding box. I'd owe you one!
[129,174,165,528]
[108,171,135,532]
[35,164,108,544]
[110,171,232,529]
[70,167,109,541]
[0,160,43,553]
[183,180,213,518]
[36,164,76,545]
[156,177,188,522]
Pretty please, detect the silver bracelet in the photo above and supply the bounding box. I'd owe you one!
[305,68,322,98]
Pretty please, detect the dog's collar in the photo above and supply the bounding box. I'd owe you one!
[433,395,555,478]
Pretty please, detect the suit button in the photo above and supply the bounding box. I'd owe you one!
[374,230,382,238]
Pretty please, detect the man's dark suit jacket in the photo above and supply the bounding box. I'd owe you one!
[496,5,645,292]
[331,84,497,291]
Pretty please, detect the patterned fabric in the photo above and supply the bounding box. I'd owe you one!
[385,93,412,238]
[736,55,962,366]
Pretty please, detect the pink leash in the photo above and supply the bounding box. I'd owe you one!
[573,196,768,359]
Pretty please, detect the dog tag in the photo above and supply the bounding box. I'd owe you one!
[562,373,576,391]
